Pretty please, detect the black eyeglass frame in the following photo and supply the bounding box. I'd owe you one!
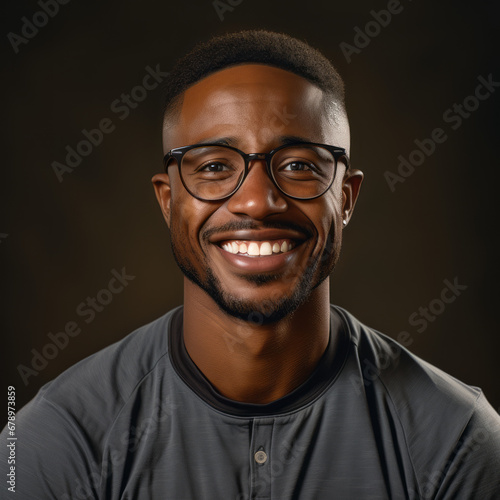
[162,141,350,202]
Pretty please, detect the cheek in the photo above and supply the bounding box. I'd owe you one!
[308,192,343,267]
[313,192,342,241]
[170,187,217,252]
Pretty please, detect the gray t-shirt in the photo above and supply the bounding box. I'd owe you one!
[2,305,500,499]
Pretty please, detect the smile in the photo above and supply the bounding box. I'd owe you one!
[219,239,295,257]
[208,228,309,273]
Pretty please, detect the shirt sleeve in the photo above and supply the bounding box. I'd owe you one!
[431,392,500,500]
[1,393,101,500]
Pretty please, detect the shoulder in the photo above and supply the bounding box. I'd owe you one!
[1,307,181,497]
[21,306,181,438]
[334,305,500,498]
[334,304,482,411]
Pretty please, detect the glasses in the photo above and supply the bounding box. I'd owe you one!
[163,142,349,201]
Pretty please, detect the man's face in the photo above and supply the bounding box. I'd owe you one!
[154,64,360,324]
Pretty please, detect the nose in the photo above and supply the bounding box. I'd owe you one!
[226,159,289,219]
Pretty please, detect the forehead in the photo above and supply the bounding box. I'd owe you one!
[163,64,349,151]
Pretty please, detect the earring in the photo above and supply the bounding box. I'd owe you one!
[342,220,347,226]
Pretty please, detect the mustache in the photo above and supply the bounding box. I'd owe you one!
[202,220,314,240]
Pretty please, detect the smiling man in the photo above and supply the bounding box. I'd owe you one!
[2,30,500,500]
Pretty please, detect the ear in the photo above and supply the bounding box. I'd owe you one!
[341,168,363,227]
[152,173,172,228]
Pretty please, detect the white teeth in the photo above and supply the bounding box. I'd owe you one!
[221,240,296,255]
[259,242,272,256]
[247,242,260,256]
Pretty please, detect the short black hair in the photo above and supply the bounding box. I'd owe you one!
[162,30,346,123]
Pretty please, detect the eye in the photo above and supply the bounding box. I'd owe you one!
[281,161,314,172]
[199,162,230,172]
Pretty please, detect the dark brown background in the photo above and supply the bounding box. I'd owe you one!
[2,0,499,424]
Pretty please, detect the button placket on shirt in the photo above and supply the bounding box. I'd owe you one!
[249,418,274,499]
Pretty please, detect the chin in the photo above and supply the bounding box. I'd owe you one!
[171,229,337,324]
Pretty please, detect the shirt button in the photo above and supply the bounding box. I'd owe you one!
[254,450,268,464]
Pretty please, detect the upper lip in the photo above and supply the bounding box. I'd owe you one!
[208,228,310,244]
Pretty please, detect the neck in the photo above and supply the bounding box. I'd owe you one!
[182,279,332,404]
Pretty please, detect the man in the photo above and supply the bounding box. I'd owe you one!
[2,30,499,499]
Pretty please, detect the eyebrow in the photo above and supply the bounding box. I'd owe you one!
[195,137,237,147]
[194,135,315,148]
[278,135,315,145]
